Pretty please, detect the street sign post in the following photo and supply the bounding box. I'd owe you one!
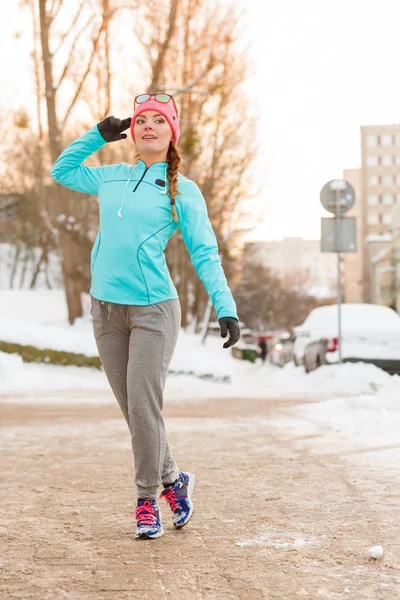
[320,179,356,364]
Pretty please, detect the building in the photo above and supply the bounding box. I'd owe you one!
[342,168,363,302]
[360,124,400,301]
[245,237,337,297]
[367,236,394,305]
[393,204,400,312]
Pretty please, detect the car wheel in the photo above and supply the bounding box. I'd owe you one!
[294,356,300,367]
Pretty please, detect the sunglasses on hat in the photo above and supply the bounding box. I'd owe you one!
[134,93,179,117]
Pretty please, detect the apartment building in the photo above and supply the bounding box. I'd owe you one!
[360,125,400,301]
[342,168,363,302]
[245,238,337,296]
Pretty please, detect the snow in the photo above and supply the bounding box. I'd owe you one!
[235,528,317,549]
[2,289,400,476]
[296,374,400,449]
[294,303,400,361]
[297,303,400,333]
[0,290,96,355]
[270,362,391,396]
[0,291,395,401]
[0,243,62,290]
[365,234,392,243]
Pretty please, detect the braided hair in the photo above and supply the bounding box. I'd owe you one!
[166,141,182,223]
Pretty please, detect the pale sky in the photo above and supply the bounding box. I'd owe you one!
[240,0,400,241]
[2,1,400,241]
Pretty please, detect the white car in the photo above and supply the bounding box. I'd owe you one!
[270,336,295,368]
[294,303,400,374]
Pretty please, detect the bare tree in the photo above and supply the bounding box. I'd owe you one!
[234,258,330,331]
[34,0,120,322]
[0,107,56,289]
[135,0,259,326]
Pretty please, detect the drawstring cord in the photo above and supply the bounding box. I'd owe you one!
[100,301,112,320]
[117,163,137,218]
[160,164,168,195]
[118,162,178,223]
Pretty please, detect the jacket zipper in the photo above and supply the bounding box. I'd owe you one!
[132,167,148,192]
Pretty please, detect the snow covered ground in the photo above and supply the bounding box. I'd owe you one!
[0,289,396,398]
[1,289,400,474]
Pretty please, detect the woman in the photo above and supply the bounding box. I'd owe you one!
[50,93,240,540]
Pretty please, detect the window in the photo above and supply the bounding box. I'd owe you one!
[366,156,378,166]
[395,156,400,165]
[396,174,400,185]
[368,174,379,185]
[381,134,393,147]
[382,193,393,205]
[395,134,400,146]
[397,193,400,203]
[368,214,378,225]
[382,155,393,166]
[367,134,377,147]
[382,174,393,185]
[368,194,379,206]
[382,213,392,225]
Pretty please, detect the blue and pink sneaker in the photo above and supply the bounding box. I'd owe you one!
[160,471,196,529]
[134,499,164,539]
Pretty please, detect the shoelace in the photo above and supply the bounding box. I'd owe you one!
[161,486,187,512]
[135,501,156,525]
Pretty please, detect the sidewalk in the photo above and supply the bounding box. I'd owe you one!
[1,393,399,599]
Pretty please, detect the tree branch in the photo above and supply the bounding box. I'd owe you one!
[55,16,93,88]
[60,8,117,130]
[52,1,85,57]
[48,0,62,23]
[148,0,180,91]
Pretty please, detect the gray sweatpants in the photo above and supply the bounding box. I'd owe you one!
[90,296,181,500]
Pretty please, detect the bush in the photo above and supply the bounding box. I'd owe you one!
[231,346,259,363]
[0,341,102,369]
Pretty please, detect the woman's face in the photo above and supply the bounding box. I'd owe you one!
[133,110,173,157]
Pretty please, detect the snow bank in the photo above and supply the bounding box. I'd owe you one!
[271,362,392,397]
[0,290,395,403]
[1,349,393,402]
[297,374,400,447]
[0,290,97,355]
[0,351,108,395]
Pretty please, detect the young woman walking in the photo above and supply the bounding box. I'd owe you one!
[50,93,240,539]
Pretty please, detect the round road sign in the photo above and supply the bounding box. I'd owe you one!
[320,179,355,216]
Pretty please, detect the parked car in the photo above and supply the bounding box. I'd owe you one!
[270,335,295,368]
[295,303,400,374]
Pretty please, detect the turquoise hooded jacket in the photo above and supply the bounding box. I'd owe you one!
[50,126,238,320]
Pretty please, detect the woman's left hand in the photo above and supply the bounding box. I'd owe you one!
[218,317,241,349]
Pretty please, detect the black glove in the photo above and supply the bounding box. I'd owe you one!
[219,317,240,349]
[97,116,132,143]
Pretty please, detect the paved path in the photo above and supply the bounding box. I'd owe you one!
[1,392,399,599]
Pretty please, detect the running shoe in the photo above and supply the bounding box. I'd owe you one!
[134,499,164,539]
[160,471,196,529]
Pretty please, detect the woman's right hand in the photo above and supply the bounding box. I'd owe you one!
[97,116,132,143]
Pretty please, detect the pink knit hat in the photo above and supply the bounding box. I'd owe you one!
[130,98,180,145]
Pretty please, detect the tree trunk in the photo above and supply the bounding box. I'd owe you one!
[19,245,32,288]
[10,244,21,289]
[38,0,83,323]
[30,248,44,288]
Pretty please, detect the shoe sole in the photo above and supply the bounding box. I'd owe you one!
[174,472,196,529]
[135,527,165,540]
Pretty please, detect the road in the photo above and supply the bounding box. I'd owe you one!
[1,391,399,599]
